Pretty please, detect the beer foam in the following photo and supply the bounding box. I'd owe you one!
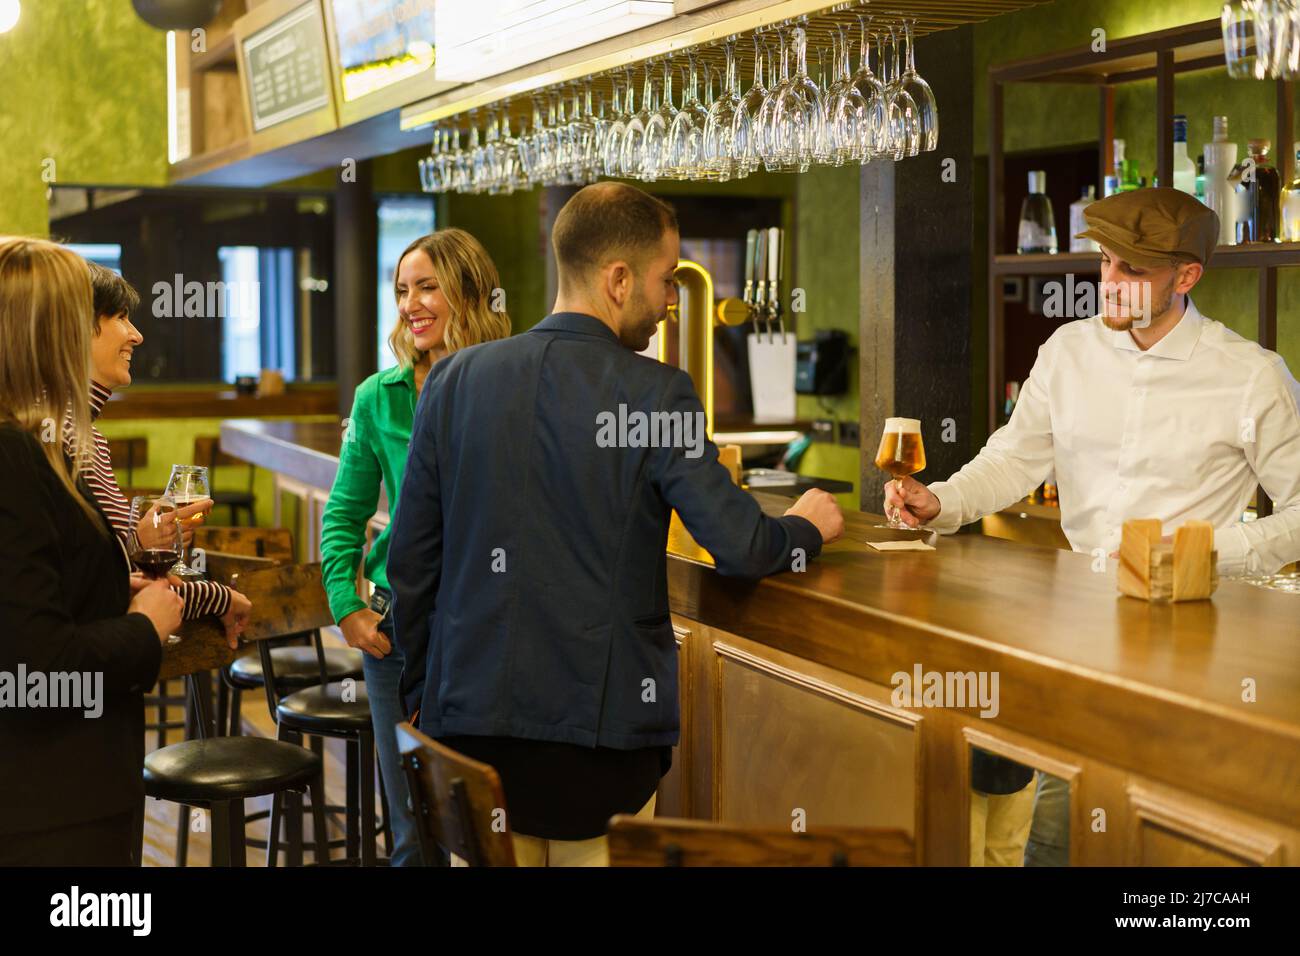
[884,417,921,432]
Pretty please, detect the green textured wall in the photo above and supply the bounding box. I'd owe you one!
[974,0,1300,424]
[445,187,549,333]
[792,163,862,509]
[0,1,168,236]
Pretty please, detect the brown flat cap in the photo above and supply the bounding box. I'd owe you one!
[1075,187,1219,268]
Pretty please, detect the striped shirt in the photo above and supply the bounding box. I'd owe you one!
[70,381,231,621]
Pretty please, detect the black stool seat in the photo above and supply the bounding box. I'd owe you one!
[144,737,322,803]
[277,682,373,735]
[228,646,364,689]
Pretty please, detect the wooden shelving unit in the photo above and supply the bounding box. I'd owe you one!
[987,18,1296,517]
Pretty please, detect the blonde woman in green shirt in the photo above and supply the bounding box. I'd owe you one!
[320,228,510,865]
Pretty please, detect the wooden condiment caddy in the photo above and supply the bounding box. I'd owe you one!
[1117,518,1218,603]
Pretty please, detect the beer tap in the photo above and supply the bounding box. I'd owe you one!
[753,229,770,341]
[741,229,757,308]
[766,226,784,342]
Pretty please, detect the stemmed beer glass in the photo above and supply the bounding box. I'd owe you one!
[874,418,926,529]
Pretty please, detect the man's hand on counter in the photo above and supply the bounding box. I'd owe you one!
[884,475,942,528]
[785,488,845,545]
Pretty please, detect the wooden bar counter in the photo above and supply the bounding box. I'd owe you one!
[223,420,1300,866]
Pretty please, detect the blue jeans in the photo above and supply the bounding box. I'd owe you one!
[1023,772,1069,867]
[369,609,422,866]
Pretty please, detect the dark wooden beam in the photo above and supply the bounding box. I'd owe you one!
[334,160,378,419]
[1156,49,1175,188]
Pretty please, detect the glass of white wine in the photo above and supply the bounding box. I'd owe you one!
[874,417,926,529]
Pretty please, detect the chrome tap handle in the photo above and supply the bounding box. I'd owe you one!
[742,229,757,308]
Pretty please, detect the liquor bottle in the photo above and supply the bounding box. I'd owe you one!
[1173,115,1197,194]
[1114,139,1141,192]
[1195,154,1206,204]
[1283,142,1300,241]
[1004,381,1020,425]
[1017,171,1058,254]
[1202,116,1239,245]
[1244,139,1281,243]
[1069,186,1099,252]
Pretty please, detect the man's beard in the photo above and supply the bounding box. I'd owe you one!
[1102,282,1176,331]
[619,286,664,352]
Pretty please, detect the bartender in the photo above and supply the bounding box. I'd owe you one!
[888,187,1300,574]
[887,187,1300,867]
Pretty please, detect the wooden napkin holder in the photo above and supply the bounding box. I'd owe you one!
[1117,518,1218,603]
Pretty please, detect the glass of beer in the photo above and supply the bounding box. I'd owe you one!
[874,417,926,529]
[164,464,210,579]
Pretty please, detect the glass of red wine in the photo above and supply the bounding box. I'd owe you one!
[128,495,183,580]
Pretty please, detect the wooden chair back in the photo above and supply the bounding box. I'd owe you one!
[193,526,293,562]
[606,816,915,867]
[194,435,246,470]
[396,722,517,867]
[228,563,333,643]
[229,563,337,718]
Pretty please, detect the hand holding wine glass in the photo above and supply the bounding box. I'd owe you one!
[129,495,183,578]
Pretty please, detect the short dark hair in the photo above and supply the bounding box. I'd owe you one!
[552,183,678,286]
[87,261,139,330]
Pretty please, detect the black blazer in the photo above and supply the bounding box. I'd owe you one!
[390,312,823,750]
[0,425,161,836]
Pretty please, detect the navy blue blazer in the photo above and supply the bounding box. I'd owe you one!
[388,312,822,749]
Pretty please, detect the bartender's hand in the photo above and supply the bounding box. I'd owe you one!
[785,489,845,545]
[340,607,391,659]
[884,475,942,528]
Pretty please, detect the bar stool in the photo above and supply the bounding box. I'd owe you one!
[233,563,387,866]
[606,818,916,866]
[397,721,514,866]
[143,628,329,867]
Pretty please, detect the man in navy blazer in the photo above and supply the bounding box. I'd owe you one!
[389,182,843,864]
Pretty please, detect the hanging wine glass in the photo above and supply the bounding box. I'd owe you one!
[826,26,868,165]
[643,57,677,182]
[601,71,630,179]
[704,38,750,181]
[771,24,823,172]
[620,64,653,179]
[736,33,768,176]
[757,28,797,172]
[666,51,709,179]
[899,19,936,153]
[886,23,920,159]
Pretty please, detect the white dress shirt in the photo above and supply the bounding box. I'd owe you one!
[927,298,1300,574]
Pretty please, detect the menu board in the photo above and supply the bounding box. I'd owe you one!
[243,2,332,132]
[330,0,437,102]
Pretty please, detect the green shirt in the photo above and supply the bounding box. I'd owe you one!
[320,363,416,623]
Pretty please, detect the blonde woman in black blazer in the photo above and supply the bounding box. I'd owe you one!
[0,237,183,866]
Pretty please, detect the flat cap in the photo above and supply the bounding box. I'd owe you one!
[1075,187,1219,268]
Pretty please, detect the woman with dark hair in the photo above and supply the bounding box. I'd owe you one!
[320,228,511,865]
[75,263,250,639]
[0,237,183,865]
